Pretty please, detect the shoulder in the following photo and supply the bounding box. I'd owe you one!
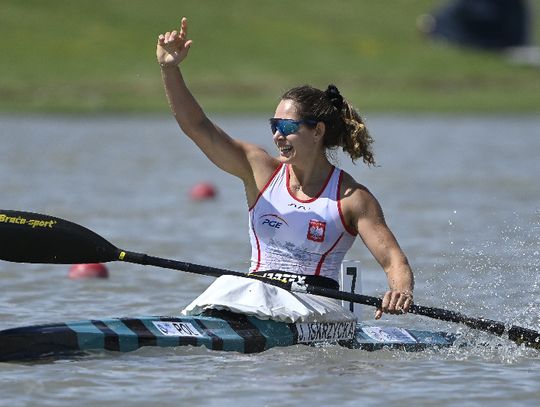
[241,141,274,163]
[339,170,384,225]
[243,143,280,177]
[339,170,374,203]
[230,140,278,176]
[239,141,282,203]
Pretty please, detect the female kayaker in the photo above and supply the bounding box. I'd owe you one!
[156,18,413,320]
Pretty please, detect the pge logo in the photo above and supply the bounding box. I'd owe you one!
[259,214,288,229]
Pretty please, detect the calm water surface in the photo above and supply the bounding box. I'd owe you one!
[0,115,539,406]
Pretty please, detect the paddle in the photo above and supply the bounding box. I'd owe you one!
[1,209,539,350]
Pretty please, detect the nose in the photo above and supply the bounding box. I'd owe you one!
[273,131,286,142]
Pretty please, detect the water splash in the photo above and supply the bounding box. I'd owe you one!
[418,210,540,360]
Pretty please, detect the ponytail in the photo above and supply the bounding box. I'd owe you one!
[281,84,375,166]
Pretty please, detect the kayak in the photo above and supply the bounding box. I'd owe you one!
[0,309,457,362]
[1,210,539,353]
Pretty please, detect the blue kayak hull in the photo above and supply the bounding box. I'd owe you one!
[0,310,457,362]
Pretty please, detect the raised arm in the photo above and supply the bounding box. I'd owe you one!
[156,18,266,182]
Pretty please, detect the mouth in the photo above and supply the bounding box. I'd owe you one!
[277,145,293,156]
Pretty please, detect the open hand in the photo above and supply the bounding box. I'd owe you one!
[156,17,193,67]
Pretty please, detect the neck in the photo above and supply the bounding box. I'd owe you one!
[287,157,333,196]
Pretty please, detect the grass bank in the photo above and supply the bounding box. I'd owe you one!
[1,0,539,114]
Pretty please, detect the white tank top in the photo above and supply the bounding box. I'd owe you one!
[248,164,356,282]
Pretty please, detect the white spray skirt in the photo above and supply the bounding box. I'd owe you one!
[181,275,356,323]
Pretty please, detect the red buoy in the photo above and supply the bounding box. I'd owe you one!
[189,182,217,201]
[68,263,109,279]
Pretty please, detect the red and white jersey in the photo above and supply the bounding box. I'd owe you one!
[248,164,356,282]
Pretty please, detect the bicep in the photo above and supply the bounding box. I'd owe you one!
[185,118,280,203]
[353,193,406,270]
[184,117,256,180]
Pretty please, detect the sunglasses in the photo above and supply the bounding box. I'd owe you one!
[269,118,318,136]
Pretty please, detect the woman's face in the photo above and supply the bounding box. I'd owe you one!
[272,99,322,163]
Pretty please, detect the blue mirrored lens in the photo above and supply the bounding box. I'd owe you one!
[277,120,299,136]
[269,119,301,136]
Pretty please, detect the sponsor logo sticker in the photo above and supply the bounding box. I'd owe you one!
[259,214,289,229]
[288,202,309,211]
[362,326,417,343]
[152,321,204,337]
[307,219,326,242]
[257,272,306,285]
[0,213,57,228]
[296,321,356,343]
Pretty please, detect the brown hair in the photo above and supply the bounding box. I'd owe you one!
[280,84,375,166]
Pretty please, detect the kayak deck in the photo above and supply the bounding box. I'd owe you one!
[0,310,457,362]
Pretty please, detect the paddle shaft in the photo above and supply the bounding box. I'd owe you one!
[119,250,540,349]
[1,209,539,350]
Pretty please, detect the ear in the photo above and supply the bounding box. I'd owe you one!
[314,122,326,143]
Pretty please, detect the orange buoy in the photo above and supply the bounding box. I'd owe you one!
[68,263,109,279]
[189,182,217,201]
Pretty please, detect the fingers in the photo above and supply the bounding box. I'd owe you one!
[402,294,413,312]
[374,291,391,320]
[157,32,173,45]
[164,31,178,43]
[373,290,413,319]
[180,17,188,39]
[157,17,189,46]
[157,30,191,50]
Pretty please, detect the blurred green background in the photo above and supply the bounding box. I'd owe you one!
[1,0,539,114]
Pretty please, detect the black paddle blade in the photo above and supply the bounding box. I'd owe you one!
[0,210,119,264]
[508,326,540,350]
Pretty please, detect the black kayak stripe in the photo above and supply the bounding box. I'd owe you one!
[0,323,80,362]
[288,323,300,345]
[208,310,267,353]
[121,318,158,347]
[192,318,224,351]
[91,320,120,351]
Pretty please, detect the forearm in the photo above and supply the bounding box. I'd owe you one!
[160,65,210,135]
[385,260,414,294]
[159,63,252,179]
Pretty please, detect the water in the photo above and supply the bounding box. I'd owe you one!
[0,114,539,406]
